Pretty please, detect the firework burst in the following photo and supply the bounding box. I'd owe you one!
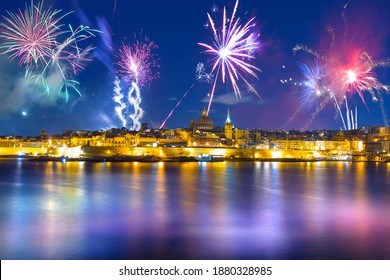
[298,60,328,109]
[336,51,382,105]
[199,0,261,114]
[116,37,159,87]
[0,1,98,101]
[195,62,214,84]
[295,49,387,129]
[0,1,65,67]
[113,36,159,130]
[293,2,390,129]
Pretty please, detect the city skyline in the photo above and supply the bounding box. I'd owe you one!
[1,0,390,136]
[2,0,390,265]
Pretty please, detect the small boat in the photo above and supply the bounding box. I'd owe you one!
[196,154,224,162]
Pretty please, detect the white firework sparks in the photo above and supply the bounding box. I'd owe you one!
[198,0,261,114]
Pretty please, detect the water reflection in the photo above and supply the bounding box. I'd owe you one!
[0,159,390,259]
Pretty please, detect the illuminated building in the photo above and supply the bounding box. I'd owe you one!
[233,128,250,148]
[1,119,389,161]
[195,108,214,131]
[224,108,233,140]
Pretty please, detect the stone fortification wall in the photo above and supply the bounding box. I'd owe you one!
[81,146,328,160]
[0,147,46,156]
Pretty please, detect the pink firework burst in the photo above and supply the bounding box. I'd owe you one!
[294,1,390,128]
[0,1,65,67]
[198,0,261,114]
[335,51,382,105]
[116,37,159,88]
[0,1,98,101]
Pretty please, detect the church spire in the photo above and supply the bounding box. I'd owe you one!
[225,108,231,124]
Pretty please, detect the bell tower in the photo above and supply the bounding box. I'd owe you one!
[224,108,233,139]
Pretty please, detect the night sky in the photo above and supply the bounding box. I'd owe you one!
[1,0,390,136]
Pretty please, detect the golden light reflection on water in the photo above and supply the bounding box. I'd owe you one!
[355,162,368,198]
[2,160,390,259]
[129,162,142,209]
[178,162,230,224]
[209,163,229,218]
[351,162,370,244]
[178,163,199,216]
[154,161,167,213]
[301,162,327,236]
[255,162,286,248]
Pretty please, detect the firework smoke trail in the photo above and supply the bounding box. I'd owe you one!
[342,98,358,130]
[293,45,324,60]
[374,58,390,68]
[113,78,127,127]
[302,97,328,131]
[113,0,118,16]
[114,37,159,130]
[331,93,347,130]
[0,0,98,100]
[355,106,358,128]
[377,91,389,126]
[345,96,351,130]
[159,63,214,129]
[350,109,355,129]
[303,91,349,131]
[300,87,347,131]
[280,106,302,129]
[199,0,261,115]
[159,83,195,130]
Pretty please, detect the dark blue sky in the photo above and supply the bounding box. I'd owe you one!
[1,0,390,136]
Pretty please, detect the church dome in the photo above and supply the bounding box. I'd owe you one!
[195,108,214,131]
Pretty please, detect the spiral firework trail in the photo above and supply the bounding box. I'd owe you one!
[113,36,159,130]
[198,0,261,114]
[127,82,144,131]
[0,0,98,101]
[113,78,127,127]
